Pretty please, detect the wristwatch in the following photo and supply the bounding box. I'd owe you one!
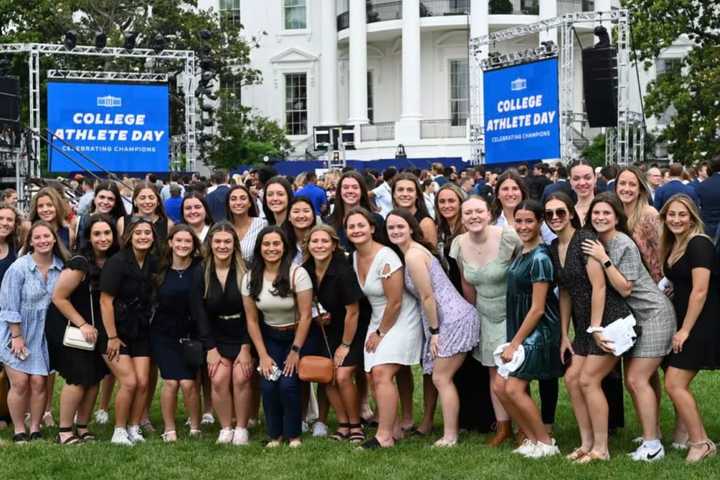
[586,326,603,334]
[290,344,301,353]
[602,259,612,269]
[429,326,440,335]
[375,329,385,338]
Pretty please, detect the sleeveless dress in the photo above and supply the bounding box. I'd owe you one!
[506,244,563,380]
[404,252,480,374]
[46,256,109,386]
[353,247,422,372]
[550,229,631,356]
[449,226,521,367]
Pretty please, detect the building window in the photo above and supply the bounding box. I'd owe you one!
[367,71,374,125]
[219,0,241,27]
[285,73,307,135]
[221,76,242,112]
[449,59,469,126]
[284,0,307,30]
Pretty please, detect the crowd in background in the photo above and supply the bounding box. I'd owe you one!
[0,155,719,464]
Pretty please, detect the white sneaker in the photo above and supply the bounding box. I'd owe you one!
[630,442,665,462]
[127,425,145,443]
[110,427,134,446]
[95,409,109,425]
[312,421,328,437]
[232,427,249,446]
[216,427,234,444]
[512,438,537,456]
[201,413,215,425]
[527,439,560,458]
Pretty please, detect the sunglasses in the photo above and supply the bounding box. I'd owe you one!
[544,208,568,222]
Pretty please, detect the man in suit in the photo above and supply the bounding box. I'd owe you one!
[695,155,720,237]
[205,169,230,222]
[653,163,700,211]
[542,165,575,203]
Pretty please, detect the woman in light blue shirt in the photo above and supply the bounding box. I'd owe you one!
[0,220,68,443]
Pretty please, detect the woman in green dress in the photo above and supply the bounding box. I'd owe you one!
[493,199,563,459]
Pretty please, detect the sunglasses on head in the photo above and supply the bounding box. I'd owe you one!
[544,208,568,222]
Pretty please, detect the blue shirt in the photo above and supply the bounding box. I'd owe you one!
[653,179,700,211]
[295,183,328,215]
[164,197,183,224]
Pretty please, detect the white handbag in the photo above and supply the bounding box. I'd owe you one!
[62,285,96,351]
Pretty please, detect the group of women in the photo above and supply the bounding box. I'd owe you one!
[0,163,718,465]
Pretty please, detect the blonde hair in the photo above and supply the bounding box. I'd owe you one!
[614,166,652,233]
[302,224,342,263]
[659,194,708,267]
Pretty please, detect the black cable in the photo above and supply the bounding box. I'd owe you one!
[571,26,584,50]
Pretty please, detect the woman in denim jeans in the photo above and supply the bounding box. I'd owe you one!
[243,226,313,447]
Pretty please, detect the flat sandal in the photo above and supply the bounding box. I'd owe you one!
[575,450,610,464]
[686,440,717,463]
[566,447,590,461]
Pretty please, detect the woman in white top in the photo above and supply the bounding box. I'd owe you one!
[226,184,268,264]
[242,226,313,448]
[180,193,213,243]
[346,207,422,449]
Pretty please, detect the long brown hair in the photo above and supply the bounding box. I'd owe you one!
[584,192,630,236]
[386,208,438,261]
[659,194,709,267]
[493,169,528,220]
[157,224,202,286]
[391,172,431,219]
[328,171,375,230]
[29,187,68,230]
[22,220,70,261]
[203,221,246,298]
[434,183,466,241]
[0,202,22,253]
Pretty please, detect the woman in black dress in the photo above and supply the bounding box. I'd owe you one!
[302,225,365,443]
[99,216,159,445]
[116,182,174,246]
[151,224,203,442]
[190,221,253,445]
[47,214,117,444]
[545,193,631,462]
[660,194,720,463]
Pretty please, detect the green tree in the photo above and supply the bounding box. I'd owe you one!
[208,98,291,169]
[624,0,720,165]
[0,1,286,170]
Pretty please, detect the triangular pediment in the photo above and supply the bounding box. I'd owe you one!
[270,47,318,63]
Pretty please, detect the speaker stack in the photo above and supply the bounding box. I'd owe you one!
[0,76,20,147]
[582,47,618,128]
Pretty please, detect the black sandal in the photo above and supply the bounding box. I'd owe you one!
[330,422,350,441]
[12,432,28,444]
[358,437,383,450]
[361,417,378,428]
[56,427,81,445]
[75,424,96,442]
[348,423,365,444]
[29,431,43,442]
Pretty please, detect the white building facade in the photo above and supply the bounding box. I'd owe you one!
[199,0,679,162]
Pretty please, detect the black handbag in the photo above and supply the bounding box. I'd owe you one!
[179,337,204,370]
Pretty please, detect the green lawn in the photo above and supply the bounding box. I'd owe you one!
[1,368,719,480]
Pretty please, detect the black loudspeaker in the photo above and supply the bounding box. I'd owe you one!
[0,76,20,126]
[582,47,618,128]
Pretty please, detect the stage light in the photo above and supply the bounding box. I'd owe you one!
[198,30,213,41]
[123,32,138,51]
[63,31,78,51]
[200,70,215,84]
[593,26,610,48]
[150,33,165,53]
[201,103,216,113]
[94,31,107,49]
[541,40,556,54]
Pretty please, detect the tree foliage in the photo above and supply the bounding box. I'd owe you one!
[624,0,720,164]
[0,1,287,171]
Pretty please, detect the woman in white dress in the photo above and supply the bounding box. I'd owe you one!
[346,207,422,449]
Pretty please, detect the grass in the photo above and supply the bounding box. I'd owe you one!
[1,368,719,480]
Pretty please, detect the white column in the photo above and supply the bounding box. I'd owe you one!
[470,0,488,126]
[395,0,421,143]
[320,0,338,125]
[539,0,557,44]
[347,0,368,125]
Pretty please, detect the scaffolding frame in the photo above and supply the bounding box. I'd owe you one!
[469,10,643,166]
[0,43,197,175]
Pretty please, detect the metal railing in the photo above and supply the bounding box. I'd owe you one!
[366,0,403,23]
[420,0,470,17]
[420,119,467,139]
[360,122,395,142]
